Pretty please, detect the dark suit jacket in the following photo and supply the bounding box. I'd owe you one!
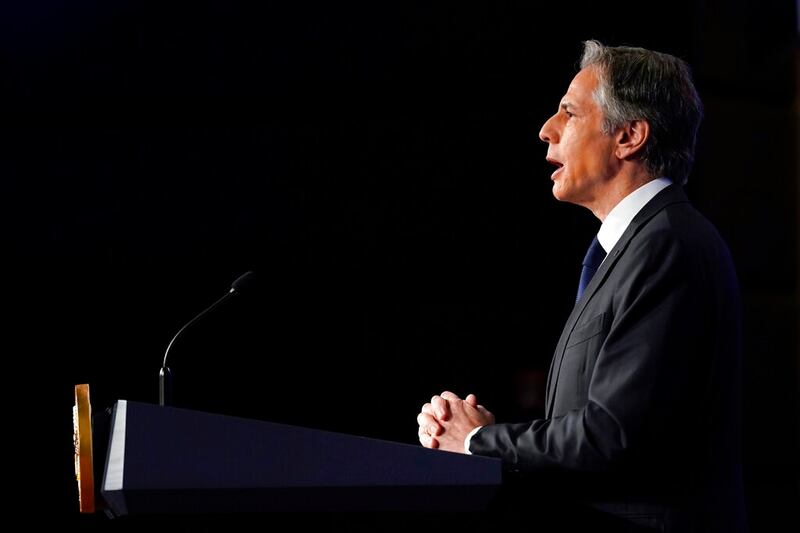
[470,185,746,532]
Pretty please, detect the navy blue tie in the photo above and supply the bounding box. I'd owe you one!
[576,236,606,302]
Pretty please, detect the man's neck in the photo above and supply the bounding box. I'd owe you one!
[589,168,654,222]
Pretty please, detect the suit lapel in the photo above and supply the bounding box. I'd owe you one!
[544,185,690,417]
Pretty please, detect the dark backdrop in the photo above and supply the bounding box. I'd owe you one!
[4,1,797,531]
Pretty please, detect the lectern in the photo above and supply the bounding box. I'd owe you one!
[74,387,502,516]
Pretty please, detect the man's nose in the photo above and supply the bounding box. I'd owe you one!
[539,114,558,143]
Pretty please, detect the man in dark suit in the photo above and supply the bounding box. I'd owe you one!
[417,40,746,532]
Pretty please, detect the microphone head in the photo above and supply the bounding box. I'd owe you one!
[230,270,256,293]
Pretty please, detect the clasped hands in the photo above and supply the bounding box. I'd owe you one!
[417,391,495,453]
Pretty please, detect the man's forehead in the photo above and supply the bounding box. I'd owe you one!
[562,67,598,105]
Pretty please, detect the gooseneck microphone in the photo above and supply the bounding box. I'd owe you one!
[159,271,256,406]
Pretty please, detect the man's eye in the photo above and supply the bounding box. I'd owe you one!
[565,110,575,118]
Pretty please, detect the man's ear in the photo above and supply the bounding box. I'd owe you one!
[615,119,650,160]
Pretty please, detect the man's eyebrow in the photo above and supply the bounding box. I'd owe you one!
[560,101,577,112]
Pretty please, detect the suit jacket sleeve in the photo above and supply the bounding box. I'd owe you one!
[469,228,711,474]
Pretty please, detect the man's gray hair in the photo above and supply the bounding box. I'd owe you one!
[580,40,703,185]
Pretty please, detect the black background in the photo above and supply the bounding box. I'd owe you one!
[4,0,797,531]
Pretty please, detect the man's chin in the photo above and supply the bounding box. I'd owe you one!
[552,186,584,209]
[551,183,568,202]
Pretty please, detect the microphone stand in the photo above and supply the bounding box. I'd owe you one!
[159,271,254,407]
[159,289,234,406]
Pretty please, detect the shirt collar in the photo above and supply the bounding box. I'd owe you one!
[597,177,672,254]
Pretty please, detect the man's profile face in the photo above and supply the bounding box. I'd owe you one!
[538,66,617,210]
